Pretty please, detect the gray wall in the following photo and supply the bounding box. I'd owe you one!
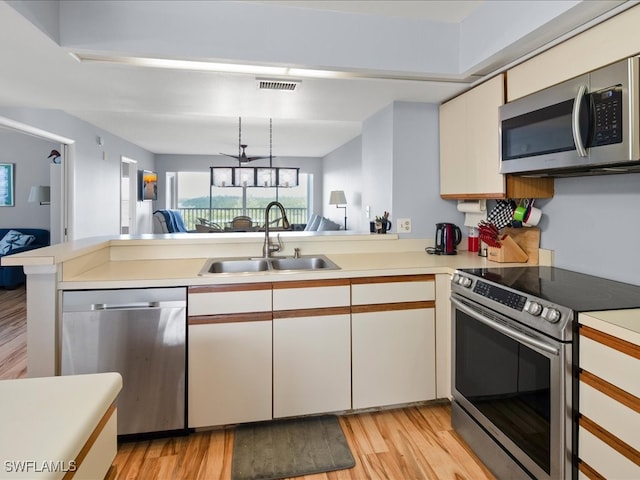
[322,136,362,229]
[0,107,155,239]
[391,102,462,238]
[0,129,57,230]
[536,173,640,285]
[327,101,463,236]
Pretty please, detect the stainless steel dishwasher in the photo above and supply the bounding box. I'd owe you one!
[61,287,186,436]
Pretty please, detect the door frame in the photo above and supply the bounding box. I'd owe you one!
[0,115,75,243]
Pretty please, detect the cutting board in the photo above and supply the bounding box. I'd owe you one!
[500,227,540,264]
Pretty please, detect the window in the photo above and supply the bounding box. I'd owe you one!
[174,171,310,230]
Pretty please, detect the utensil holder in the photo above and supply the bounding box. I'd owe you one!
[487,234,529,263]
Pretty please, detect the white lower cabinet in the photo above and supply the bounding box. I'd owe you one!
[578,311,640,480]
[187,284,272,428]
[352,307,435,409]
[351,275,437,409]
[272,279,351,418]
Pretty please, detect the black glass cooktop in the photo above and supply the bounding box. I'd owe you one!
[460,266,640,312]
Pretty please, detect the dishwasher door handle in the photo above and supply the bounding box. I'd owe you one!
[64,301,185,312]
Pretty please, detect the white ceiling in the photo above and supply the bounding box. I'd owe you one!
[0,0,627,158]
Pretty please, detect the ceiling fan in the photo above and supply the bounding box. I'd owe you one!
[219,117,273,164]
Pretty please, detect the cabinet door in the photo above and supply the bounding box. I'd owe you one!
[188,284,273,428]
[352,307,435,409]
[273,312,351,418]
[440,75,505,198]
[508,5,640,102]
[188,317,272,428]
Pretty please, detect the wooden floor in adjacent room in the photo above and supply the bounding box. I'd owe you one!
[1,286,495,480]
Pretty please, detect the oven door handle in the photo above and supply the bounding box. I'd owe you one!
[451,296,560,356]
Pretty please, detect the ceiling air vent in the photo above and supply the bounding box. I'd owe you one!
[257,78,301,91]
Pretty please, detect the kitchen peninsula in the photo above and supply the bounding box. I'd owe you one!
[3,231,547,431]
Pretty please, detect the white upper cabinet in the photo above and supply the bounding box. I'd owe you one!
[440,75,506,199]
[508,4,640,101]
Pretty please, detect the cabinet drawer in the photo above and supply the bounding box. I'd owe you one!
[352,276,435,305]
[579,426,640,480]
[273,280,350,311]
[580,334,640,398]
[580,381,639,451]
[188,284,272,316]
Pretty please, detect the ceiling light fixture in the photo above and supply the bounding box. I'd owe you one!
[211,118,299,189]
[69,52,478,83]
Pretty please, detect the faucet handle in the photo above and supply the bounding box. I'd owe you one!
[294,248,300,258]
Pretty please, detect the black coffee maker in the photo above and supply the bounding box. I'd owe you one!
[435,223,462,255]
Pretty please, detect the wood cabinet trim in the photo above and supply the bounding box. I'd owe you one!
[62,402,116,480]
[580,369,640,414]
[351,275,435,285]
[189,283,272,294]
[273,306,351,319]
[578,459,606,480]
[272,278,350,289]
[351,301,435,314]
[189,312,273,325]
[441,193,506,200]
[579,414,640,467]
[580,324,640,360]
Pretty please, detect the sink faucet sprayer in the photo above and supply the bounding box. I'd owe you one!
[263,201,290,257]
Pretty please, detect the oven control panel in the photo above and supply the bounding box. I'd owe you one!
[472,280,527,311]
[452,272,564,324]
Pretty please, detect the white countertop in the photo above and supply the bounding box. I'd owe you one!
[580,309,640,344]
[0,373,122,479]
[58,250,512,289]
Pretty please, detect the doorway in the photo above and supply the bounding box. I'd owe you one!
[120,156,137,234]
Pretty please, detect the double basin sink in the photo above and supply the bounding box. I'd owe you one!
[199,254,340,275]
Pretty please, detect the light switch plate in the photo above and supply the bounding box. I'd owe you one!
[398,218,411,233]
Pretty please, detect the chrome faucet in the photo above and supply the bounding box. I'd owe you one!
[263,201,290,257]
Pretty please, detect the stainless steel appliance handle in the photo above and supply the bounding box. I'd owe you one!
[91,301,185,310]
[451,296,560,356]
[572,84,588,157]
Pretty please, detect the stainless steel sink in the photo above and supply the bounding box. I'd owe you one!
[200,258,270,274]
[269,256,339,271]
[198,255,340,275]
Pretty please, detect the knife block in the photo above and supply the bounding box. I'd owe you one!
[487,234,529,263]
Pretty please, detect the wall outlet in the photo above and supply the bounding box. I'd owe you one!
[398,218,411,233]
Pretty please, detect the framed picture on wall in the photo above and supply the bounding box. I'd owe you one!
[0,163,15,207]
[139,170,157,201]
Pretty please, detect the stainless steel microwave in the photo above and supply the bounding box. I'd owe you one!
[500,57,640,176]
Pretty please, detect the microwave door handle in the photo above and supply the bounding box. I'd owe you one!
[451,296,560,356]
[572,84,588,157]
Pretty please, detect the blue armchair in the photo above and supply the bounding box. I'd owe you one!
[153,210,193,233]
[0,228,50,289]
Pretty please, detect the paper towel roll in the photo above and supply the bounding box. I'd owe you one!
[457,200,487,227]
[456,200,487,213]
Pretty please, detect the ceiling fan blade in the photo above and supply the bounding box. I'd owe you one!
[246,155,271,161]
[220,153,240,159]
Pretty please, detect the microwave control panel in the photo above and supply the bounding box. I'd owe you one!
[590,86,622,146]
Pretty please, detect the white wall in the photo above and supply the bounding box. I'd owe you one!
[0,107,155,239]
[322,136,362,230]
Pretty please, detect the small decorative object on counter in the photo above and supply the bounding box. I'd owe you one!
[375,212,391,233]
[468,227,479,253]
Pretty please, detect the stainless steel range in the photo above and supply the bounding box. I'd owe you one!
[450,266,640,480]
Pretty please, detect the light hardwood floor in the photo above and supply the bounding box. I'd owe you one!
[1,287,494,480]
